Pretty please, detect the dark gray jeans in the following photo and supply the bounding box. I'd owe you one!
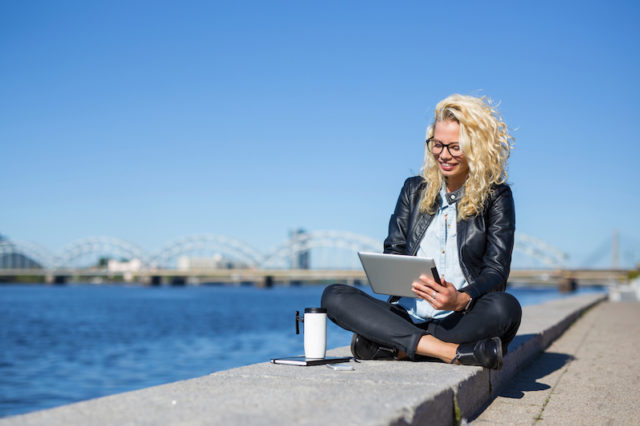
[321,284,522,359]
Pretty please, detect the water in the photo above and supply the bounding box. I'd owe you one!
[0,283,605,418]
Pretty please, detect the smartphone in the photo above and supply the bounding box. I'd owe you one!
[431,266,442,285]
[326,363,354,371]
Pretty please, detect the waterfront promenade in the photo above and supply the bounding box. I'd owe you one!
[2,291,624,425]
[473,299,640,425]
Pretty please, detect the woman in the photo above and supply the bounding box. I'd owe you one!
[321,94,521,369]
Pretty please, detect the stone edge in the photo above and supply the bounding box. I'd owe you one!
[455,293,607,423]
[0,293,608,426]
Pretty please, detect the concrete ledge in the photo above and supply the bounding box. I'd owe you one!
[1,293,606,426]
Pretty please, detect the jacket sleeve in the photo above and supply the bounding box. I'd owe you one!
[383,177,418,255]
[460,185,516,299]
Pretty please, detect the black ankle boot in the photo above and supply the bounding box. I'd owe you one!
[452,337,503,370]
[350,334,396,360]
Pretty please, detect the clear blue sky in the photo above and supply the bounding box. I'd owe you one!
[1,0,639,268]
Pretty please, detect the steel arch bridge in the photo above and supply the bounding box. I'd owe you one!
[514,233,569,268]
[0,231,570,270]
[257,230,569,269]
[55,236,147,268]
[261,230,383,269]
[149,234,263,268]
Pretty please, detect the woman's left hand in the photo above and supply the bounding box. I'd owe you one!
[411,274,470,311]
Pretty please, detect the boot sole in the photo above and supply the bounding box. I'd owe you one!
[350,334,361,359]
[350,334,395,360]
[491,337,503,370]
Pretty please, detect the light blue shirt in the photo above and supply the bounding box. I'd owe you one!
[397,185,468,323]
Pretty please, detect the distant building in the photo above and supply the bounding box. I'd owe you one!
[177,255,247,270]
[107,258,143,273]
[0,253,43,269]
[289,228,310,269]
[0,235,43,269]
[178,255,223,270]
[106,258,143,282]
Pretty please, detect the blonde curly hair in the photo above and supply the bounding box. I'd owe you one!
[420,94,514,220]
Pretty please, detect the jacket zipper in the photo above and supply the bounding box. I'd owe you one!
[410,214,432,256]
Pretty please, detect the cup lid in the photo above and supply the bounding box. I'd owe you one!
[304,307,327,313]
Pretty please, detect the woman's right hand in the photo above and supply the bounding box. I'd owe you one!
[412,274,470,312]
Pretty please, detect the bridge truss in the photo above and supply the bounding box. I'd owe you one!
[1,231,569,270]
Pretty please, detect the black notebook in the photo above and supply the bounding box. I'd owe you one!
[271,356,353,366]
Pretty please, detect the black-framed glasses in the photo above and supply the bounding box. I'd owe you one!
[426,138,463,158]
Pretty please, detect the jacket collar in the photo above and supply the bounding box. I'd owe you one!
[437,184,465,206]
[445,185,464,205]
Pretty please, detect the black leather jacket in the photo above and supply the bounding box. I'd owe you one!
[383,176,515,300]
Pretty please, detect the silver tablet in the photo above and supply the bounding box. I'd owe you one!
[357,252,441,298]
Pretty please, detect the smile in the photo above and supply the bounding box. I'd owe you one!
[439,162,458,171]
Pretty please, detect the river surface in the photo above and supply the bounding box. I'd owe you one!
[0,283,605,418]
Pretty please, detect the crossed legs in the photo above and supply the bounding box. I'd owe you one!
[321,284,522,362]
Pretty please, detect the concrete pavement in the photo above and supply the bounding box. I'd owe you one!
[473,300,640,425]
